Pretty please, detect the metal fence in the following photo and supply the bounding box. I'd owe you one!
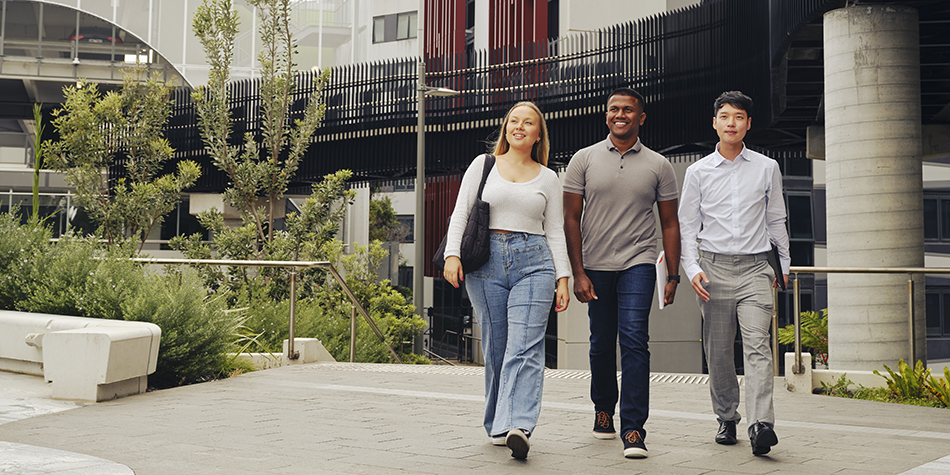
[155,0,838,194]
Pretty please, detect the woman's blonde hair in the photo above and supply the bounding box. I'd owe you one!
[491,101,550,167]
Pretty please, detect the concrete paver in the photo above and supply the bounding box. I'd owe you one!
[1,363,949,474]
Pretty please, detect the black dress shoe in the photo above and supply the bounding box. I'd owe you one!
[715,420,737,445]
[749,422,778,455]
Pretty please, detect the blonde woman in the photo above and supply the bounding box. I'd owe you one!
[442,102,570,459]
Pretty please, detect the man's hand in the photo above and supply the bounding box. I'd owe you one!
[663,280,678,306]
[573,273,598,303]
[691,272,710,302]
[773,274,789,290]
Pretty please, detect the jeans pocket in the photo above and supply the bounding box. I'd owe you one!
[515,244,547,277]
[468,251,493,279]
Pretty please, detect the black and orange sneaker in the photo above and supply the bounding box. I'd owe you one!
[593,410,616,439]
[622,430,648,458]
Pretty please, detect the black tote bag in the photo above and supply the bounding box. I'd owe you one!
[432,155,495,273]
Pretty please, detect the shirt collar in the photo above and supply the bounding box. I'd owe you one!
[604,135,642,154]
[713,142,750,165]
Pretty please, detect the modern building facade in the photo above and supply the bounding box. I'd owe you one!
[3,0,949,374]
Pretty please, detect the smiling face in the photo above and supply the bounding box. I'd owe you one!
[505,105,542,152]
[605,94,646,142]
[713,102,752,146]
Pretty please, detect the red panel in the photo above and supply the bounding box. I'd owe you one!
[424,0,466,63]
[424,174,462,277]
[488,0,547,52]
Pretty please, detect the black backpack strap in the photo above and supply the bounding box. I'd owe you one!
[476,154,495,199]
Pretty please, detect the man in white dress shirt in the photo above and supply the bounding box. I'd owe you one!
[678,91,790,456]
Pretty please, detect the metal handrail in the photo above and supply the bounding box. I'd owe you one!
[128,258,403,364]
[786,265,950,374]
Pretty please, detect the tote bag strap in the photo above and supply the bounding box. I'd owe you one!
[476,155,495,199]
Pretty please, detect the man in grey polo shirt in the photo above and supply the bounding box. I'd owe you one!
[563,87,681,459]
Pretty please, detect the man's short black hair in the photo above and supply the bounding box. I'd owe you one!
[713,91,753,117]
[608,87,646,111]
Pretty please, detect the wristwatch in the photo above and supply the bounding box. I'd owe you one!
[667,275,680,283]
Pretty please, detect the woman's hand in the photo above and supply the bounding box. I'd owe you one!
[443,256,463,288]
[554,277,570,312]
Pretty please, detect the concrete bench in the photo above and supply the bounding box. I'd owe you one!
[0,310,160,402]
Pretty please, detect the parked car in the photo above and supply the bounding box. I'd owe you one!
[67,27,123,44]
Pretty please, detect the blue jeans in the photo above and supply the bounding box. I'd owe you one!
[465,232,556,437]
[586,264,655,438]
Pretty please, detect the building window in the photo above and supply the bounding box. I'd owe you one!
[373,16,386,43]
[372,11,418,43]
[397,11,417,40]
[396,215,414,243]
[926,290,950,337]
[922,196,950,241]
[786,193,814,266]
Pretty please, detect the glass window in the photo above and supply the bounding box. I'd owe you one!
[373,12,417,43]
[407,12,418,39]
[943,293,950,337]
[397,13,410,40]
[785,158,811,177]
[927,292,941,336]
[789,241,813,266]
[396,215,414,243]
[787,195,813,239]
[924,198,938,240]
[373,16,385,43]
[941,200,950,241]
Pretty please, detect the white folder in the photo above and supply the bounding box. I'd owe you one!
[655,251,667,310]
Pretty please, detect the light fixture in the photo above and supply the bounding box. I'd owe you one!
[423,86,460,97]
[72,57,80,65]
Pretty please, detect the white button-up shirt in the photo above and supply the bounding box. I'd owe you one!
[679,144,791,282]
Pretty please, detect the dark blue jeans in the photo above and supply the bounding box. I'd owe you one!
[586,264,655,438]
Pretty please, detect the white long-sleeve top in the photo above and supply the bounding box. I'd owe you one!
[679,145,791,282]
[444,154,571,280]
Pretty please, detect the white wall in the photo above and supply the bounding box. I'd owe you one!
[362,0,420,62]
[559,0,698,36]
[385,190,417,267]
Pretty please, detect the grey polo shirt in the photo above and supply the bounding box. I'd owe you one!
[563,136,678,271]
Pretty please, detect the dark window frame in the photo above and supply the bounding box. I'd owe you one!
[925,289,950,337]
[372,11,418,44]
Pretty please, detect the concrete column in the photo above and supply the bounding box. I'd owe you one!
[824,5,925,371]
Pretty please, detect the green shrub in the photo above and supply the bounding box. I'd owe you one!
[819,374,855,398]
[240,292,428,364]
[925,366,950,408]
[778,308,828,366]
[122,269,243,388]
[1,214,246,388]
[874,359,931,400]
[0,212,53,310]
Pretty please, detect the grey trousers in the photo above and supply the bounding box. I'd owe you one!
[699,250,775,433]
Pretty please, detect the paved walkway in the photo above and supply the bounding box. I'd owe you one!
[2,363,950,475]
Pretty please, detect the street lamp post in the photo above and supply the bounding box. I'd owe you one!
[414,61,459,325]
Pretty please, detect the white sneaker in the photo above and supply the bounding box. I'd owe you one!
[491,436,506,446]
[506,429,530,459]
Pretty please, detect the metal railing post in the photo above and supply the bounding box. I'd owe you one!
[350,306,357,363]
[908,276,915,364]
[793,273,803,374]
[288,270,298,360]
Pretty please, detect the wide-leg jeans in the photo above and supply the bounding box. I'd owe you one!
[465,232,556,437]
[586,264,655,438]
